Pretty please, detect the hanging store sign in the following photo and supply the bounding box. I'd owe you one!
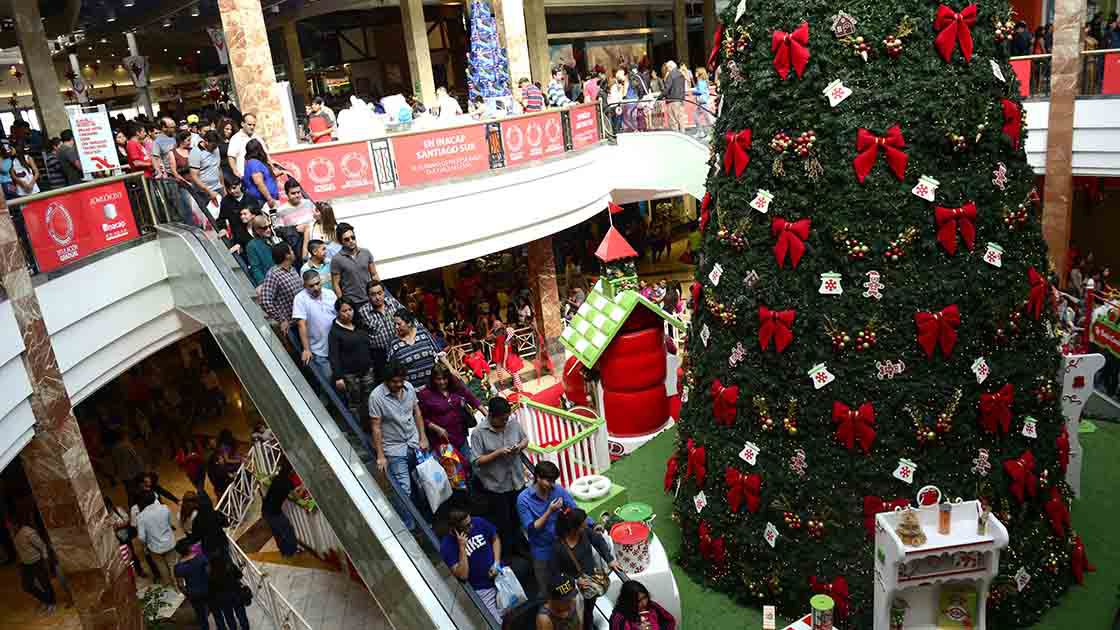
[67,105,120,174]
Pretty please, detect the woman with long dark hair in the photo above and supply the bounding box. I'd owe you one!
[418,364,484,461]
[388,308,439,388]
[328,297,375,423]
[608,581,676,630]
[242,139,279,210]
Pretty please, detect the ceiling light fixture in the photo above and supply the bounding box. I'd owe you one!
[123,0,135,6]
[190,4,200,17]
[99,37,108,43]
[163,17,173,28]
[270,5,281,13]
[106,9,116,22]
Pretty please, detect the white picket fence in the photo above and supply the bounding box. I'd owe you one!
[516,399,610,489]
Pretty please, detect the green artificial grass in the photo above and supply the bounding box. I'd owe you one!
[606,422,1120,629]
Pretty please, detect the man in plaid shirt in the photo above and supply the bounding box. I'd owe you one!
[357,279,403,379]
[259,243,303,335]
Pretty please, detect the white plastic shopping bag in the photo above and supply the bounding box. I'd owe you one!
[414,451,452,512]
[494,566,528,611]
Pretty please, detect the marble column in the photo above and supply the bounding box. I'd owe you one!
[673,0,689,65]
[282,21,309,105]
[1041,0,1084,286]
[0,195,141,630]
[523,0,551,84]
[8,0,70,136]
[400,0,437,106]
[527,236,564,368]
[495,0,533,83]
[702,0,717,59]
[217,0,289,151]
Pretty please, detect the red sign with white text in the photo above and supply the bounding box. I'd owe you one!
[391,125,491,187]
[272,142,377,201]
[569,104,601,150]
[1102,52,1120,95]
[20,181,140,272]
[501,113,566,166]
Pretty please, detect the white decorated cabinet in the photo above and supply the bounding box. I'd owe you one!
[873,501,1009,630]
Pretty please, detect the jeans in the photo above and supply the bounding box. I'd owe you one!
[178,187,197,225]
[20,560,55,605]
[309,355,332,388]
[263,510,299,556]
[213,600,250,630]
[387,449,434,531]
[189,596,211,630]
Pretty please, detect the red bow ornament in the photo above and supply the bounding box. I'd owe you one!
[934,202,978,255]
[863,496,910,538]
[853,126,909,183]
[1057,425,1071,473]
[710,380,739,426]
[1003,450,1038,503]
[771,217,811,269]
[933,4,978,63]
[723,130,752,177]
[978,384,1015,434]
[771,22,810,80]
[699,192,712,233]
[707,24,724,72]
[833,401,877,454]
[1027,267,1050,320]
[1002,98,1023,149]
[698,521,726,564]
[725,467,762,513]
[685,438,707,487]
[809,576,850,619]
[1071,535,1095,584]
[664,455,678,493]
[758,306,796,353]
[690,281,703,311]
[1044,486,1071,537]
[914,304,961,359]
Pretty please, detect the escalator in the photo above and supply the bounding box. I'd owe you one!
[155,222,496,629]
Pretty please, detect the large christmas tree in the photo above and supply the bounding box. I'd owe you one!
[669,0,1090,627]
[467,0,513,103]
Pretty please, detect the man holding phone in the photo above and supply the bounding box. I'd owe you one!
[517,460,584,597]
[469,397,528,558]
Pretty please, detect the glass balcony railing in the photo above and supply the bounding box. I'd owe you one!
[1009,48,1120,98]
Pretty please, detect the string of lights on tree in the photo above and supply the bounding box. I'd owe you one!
[668,0,1089,627]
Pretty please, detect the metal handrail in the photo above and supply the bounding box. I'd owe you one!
[285,326,504,630]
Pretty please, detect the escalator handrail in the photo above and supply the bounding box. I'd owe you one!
[284,326,503,630]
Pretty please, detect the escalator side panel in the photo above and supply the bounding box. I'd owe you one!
[156,225,489,630]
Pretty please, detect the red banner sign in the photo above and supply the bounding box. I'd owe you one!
[569,104,601,150]
[1102,52,1120,95]
[273,142,377,201]
[1009,59,1032,97]
[501,112,566,166]
[20,180,140,272]
[391,125,490,187]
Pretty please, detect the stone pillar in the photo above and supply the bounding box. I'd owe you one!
[8,0,70,136]
[702,0,717,59]
[1041,0,1084,286]
[0,193,141,630]
[125,33,154,119]
[527,236,564,369]
[523,0,551,84]
[495,0,533,83]
[673,0,689,65]
[218,0,289,151]
[282,21,309,104]
[400,0,437,106]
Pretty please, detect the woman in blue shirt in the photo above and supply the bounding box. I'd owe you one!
[243,139,279,210]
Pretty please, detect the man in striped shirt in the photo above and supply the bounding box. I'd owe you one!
[546,65,572,108]
[518,78,545,112]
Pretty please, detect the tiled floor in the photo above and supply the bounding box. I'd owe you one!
[250,562,389,630]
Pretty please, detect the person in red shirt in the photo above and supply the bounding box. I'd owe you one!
[307,97,335,144]
[125,122,154,177]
